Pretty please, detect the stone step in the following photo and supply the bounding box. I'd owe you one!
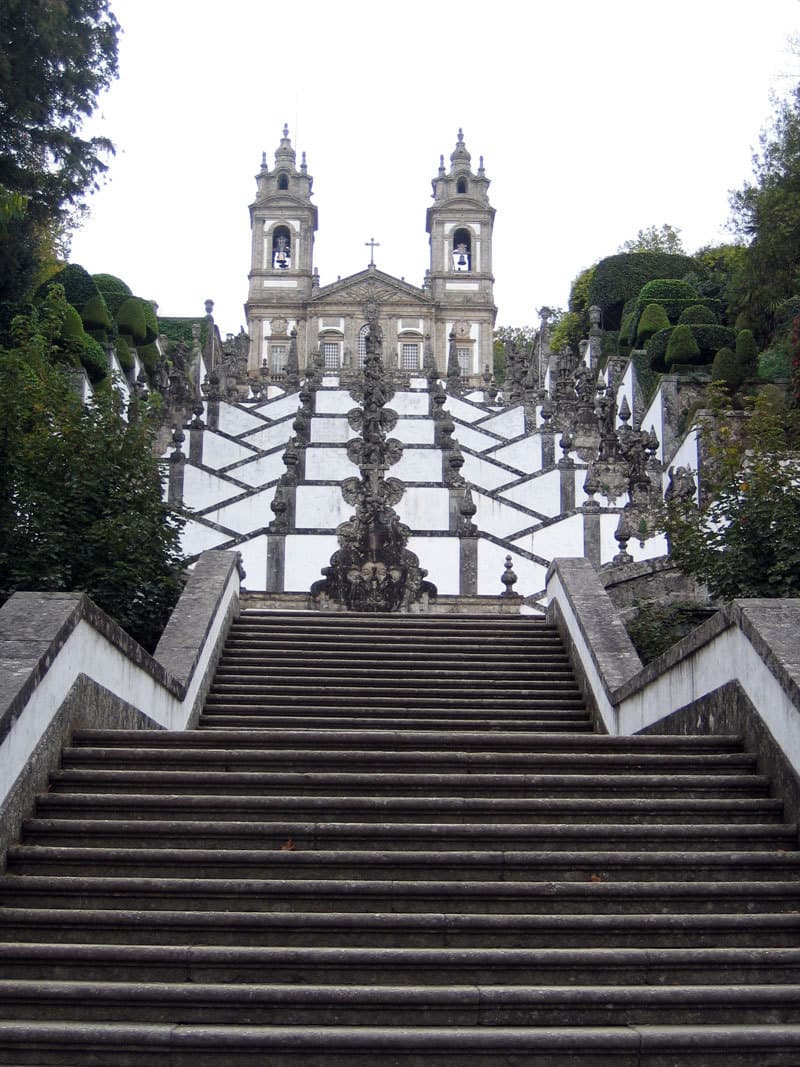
[34,791,786,824]
[8,845,800,882]
[2,1021,800,1067]
[3,943,800,986]
[45,768,772,798]
[2,875,795,914]
[200,693,587,711]
[20,818,796,853]
[58,747,757,774]
[70,730,744,754]
[197,713,593,732]
[2,979,800,1027]
[211,664,578,682]
[3,907,797,949]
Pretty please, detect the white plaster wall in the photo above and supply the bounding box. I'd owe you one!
[305,448,359,480]
[480,407,525,438]
[204,487,275,534]
[490,437,543,474]
[396,419,435,445]
[499,470,562,517]
[391,392,429,416]
[407,537,460,595]
[396,487,450,531]
[442,396,485,424]
[233,453,290,488]
[182,520,233,556]
[477,541,546,598]
[617,360,635,427]
[285,534,338,591]
[311,418,358,444]
[321,376,340,387]
[391,449,442,483]
[600,511,622,565]
[243,421,296,452]
[316,390,357,415]
[461,453,516,492]
[199,434,258,470]
[454,424,501,453]
[182,466,241,511]
[238,534,268,590]
[295,485,352,528]
[258,393,303,420]
[409,377,427,389]
[513,514,584,560]
[473,493,539,539]
[212,403,267,437]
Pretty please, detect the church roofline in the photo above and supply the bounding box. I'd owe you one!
[310,266,432,304]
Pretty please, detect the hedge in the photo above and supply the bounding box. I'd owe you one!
[678,304,718,325]
[116,297,148,345]
[666,324,701,366]
[587,251,699,330]
[690,324,736,358]
[140,299,159,345]
[93,273,133,316]
[40,264,99,308]
[115,334,135,373]
[639,278,697,303]
[80,294,113,336]
[636,302,671,344]
[81,335,109,383]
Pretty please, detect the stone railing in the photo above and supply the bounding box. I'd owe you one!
[546,556,800,820]
[0,551,241,859]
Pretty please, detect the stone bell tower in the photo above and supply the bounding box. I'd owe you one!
[245,126,318,371]
[426,130,497,380]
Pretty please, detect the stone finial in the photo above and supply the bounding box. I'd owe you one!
[204,299,214,317]
[459,484,478,537]
[613,510,634,565]
[501,555,519,597]
[170,426,185,461]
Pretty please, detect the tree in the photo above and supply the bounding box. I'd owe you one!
[619,224,685,255]
[0,0,120,305]
[0,286,185,651]
[664,384,800,599]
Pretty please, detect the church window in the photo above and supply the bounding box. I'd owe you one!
[457,346,471,376]
[452,228,471,272]
[270,343,287,375]
[456,177,468,194]
[401,343,419,370]
[322,341,340,369]
[277,173,289,190]
[272,226,292,269]
[357,324,369,367]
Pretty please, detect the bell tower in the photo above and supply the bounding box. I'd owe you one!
[245,126,318,370]
[426,130,497,380]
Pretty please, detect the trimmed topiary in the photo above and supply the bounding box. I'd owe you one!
[137,341,160,376]
[665,324,701,367]
[711,347,744,394]
[116,297,148,345]
[587,251,699,331]
[690,324,736,360]
[40,264,99,308]
[80,294,113,336]
[80,335,109,383]
[141,299,158,345]
[636,302,671,344]
[93,273,133,316]
[647,327,674,373]
[679,304,718,326]
[60,303,85,343]
[638,278,698,303]
[114,334,135,373]
[735,329,758,377]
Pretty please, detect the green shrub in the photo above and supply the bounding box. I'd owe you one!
[93,273,132,316]
[636,302,671,344]
[626,602,715,664]
[80,335,109,383]
[158,317,205,348]
[40,264,99,308]
[679,304,718,325]
[632,348,659,407]
[138,341,160,376]
[141,299,158,345]
[647,327,674,372]
[757,347,791,380]
[80,294,112,336]
[114,334,134,373]
[735,329,758,377]
[60,303,85,343]
[690,324,736,359]
[710,347,743,393]
[639,278,698,303]
[666,324,701,366]
[587,251,699,330]
[116,297,148,345]
[601,329,620,359]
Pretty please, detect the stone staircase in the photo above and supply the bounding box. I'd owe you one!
[0,610,799,1064]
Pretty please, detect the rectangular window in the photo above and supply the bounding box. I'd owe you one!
[457,346,471,376]
[401,343,419,370]
[270,344,287,374]
[322,341,340,369]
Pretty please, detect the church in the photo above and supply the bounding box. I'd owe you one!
[244,127,497,386]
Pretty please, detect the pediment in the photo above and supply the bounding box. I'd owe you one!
[311,268,431,309]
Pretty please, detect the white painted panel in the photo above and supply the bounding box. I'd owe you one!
[479,407,525,438]
[238,534,268,591]
[499,470,562,517]
[181,521,232,556]
[453,424,500,453]
[311,418,358,444]
[315,391,358,414]
[391,392,429,416]
[445,281,480,291]
[182,466,242,511]
[243,421,295,451]
[305,447,359,480]
[477,541,546,598]
[232,452,289,487]
[214,403,267,436]
[407,537,460,595]
[258,393,302,420]
[396,419,435,445]
[490,436,543,474]
[391,449,442,482]
[461,453,515,492]
[200,433,258,470]
[443,396,484,424]
[285,534,338,591]
[512,514,584,560]
[473,492,539,538]
[295,485,351,528]
[396,487,450,531]
[263,279,298,288]
[205,487,276,534]
[408,377,427,389]
[322,376,340,387]
[663,428,699,495]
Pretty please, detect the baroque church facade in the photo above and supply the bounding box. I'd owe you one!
[245,127,497,386]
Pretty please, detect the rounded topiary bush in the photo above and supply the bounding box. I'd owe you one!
[116,297,148,345]
[710,346,743,394]
[114,334,135,373]
[639,278,698,303]
[60,303,85,344]
[636,302,671,344]
[93,273,133,316]
[141,299,159,345]
[690,324,736,360]
[81,335,109,383]
[735,329,758,377]
[80,294,113,337]
[40,264,99,308]
[665,323,701,367]
[678,304,718,326]
[647,327,674,373]
[137,342,160,376]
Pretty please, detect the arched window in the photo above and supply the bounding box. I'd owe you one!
[277,173,289,191]
[452,228,472,272]
[456,177,468,194]
[272,226,292,269]
[357,324,369,367]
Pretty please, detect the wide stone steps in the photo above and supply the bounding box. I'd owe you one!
[2,609,800,1064]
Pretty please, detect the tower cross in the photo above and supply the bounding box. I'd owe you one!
[365,237,380,266]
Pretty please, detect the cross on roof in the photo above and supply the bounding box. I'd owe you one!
[365,237,380,267]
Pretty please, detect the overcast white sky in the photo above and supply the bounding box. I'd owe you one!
[69,0,799,337]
